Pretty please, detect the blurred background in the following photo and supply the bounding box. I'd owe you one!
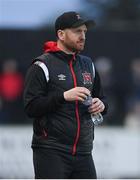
[0,0,140,178]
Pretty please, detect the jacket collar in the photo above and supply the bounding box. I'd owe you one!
[44,41,77,62]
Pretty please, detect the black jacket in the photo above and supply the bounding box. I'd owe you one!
[24,41,108,155]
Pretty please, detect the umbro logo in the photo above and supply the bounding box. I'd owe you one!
[58,74,66,80]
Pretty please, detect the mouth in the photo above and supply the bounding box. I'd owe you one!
[78,41,85,46]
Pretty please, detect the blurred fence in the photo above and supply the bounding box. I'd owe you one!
[0,126,139,179]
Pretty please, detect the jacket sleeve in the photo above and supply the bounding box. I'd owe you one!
[92,69,108,115]
[23,63,65,118]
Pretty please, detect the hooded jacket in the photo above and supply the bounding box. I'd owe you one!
[24,41,108,155]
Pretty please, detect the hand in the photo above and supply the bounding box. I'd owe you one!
[64,87,91,102]
[88,98,105,115]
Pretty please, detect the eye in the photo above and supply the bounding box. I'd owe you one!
[73,28,87,34]
[77,29,86,34]
[76,29,81,33]
[84,30,87,34]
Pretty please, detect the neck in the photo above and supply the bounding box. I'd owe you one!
[57,40,75,55]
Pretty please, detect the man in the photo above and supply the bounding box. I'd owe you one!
[24,11,108,179]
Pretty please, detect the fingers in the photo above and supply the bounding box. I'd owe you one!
[77,87,91,102]
[64,88,105,114]
[76,87,91,96]
[76,92,88,101]
[64,87,91,102]
[88,98,105,114]
[75,87,91,102]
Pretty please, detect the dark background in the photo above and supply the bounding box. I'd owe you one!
[0,29,140,125]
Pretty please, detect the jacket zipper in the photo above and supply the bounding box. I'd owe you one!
[69,56,80,155]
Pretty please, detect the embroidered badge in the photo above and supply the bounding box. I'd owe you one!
[58,74,66,81]
[82,72,92,84]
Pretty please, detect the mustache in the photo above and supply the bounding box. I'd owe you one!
[77,40,85,43]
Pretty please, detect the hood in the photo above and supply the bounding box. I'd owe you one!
[44,41,61,53]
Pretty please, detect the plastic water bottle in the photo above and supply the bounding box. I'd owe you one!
[82,95,103,125]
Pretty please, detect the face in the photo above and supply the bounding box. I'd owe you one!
[58,24,87,53]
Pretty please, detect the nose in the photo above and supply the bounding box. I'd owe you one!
[81,31,86,41]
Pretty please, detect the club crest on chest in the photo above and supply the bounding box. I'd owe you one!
[82,72,92,84]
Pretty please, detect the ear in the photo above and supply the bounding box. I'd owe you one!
[57,30,65,41]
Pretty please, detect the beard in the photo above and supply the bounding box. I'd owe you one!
[64,40,85,53]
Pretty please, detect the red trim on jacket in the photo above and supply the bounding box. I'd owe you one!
[69,55,81,155]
